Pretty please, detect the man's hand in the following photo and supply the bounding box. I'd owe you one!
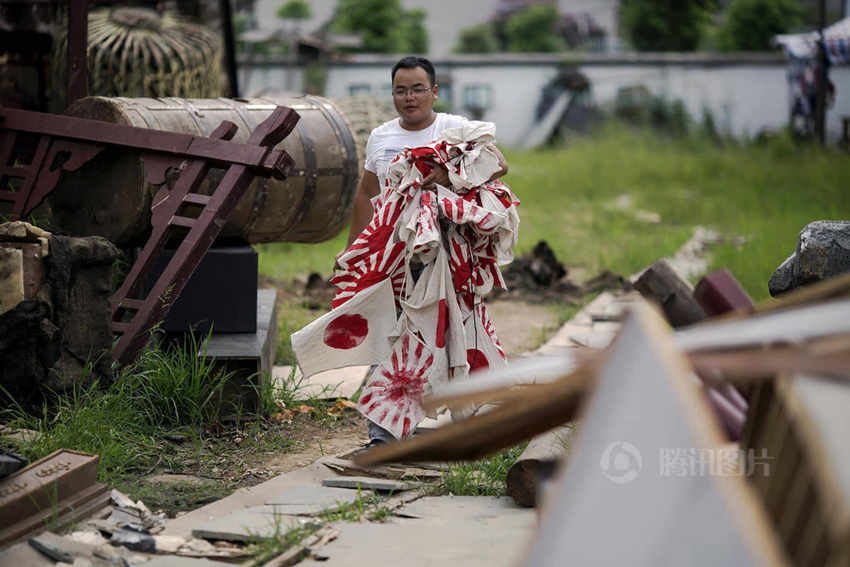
[421,162,450,191]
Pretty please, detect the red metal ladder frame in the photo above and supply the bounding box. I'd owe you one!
[110,107,299,365]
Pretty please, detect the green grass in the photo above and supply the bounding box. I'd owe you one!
[275,300,325,365]
[256,125,850,303]
[442,444,527,496]
[0,332,305,486]
[121,479,234,517]
[504,126,850,301]
[125,330,235,429]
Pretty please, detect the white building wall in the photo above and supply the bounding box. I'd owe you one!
[240,56,850,147]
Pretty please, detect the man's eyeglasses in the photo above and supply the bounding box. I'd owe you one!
[393,86,434,98]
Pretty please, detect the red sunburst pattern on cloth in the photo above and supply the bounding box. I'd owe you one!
[339,192,405,269]
[411,189,440,254]
[331,241,406,309]
[438,191,500,234]
[357,331,434,439]
[477,303,506,360]
[448,230,474,308]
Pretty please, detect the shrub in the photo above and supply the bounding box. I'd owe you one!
[505,4,566,53]
[454,24,499,54]
[717,0,802,51]
[620,0,713,51]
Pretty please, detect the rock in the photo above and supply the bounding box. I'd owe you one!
[769,221,850,296]
[0,221,51,241]
[0,234,120,401]
[0,247,24,315]
[0,451,27,479]
[110,528,156,553]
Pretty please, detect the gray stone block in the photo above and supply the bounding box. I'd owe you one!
[769,220,850,296]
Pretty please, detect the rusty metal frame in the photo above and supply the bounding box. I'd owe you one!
[0,107,293,221]
[0,105,300,365]
[110,106,299,365]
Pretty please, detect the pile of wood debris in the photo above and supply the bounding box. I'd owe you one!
[356,266,850,566]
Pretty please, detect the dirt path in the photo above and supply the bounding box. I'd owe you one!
[133,288,567,516]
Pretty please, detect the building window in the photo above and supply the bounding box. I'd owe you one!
[349,84,371,96]
[463,84,493,119]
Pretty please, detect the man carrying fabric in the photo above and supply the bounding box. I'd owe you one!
[346,56,508,245]
[293,56,518,448]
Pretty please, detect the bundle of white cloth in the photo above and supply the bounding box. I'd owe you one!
[292,121,520,439]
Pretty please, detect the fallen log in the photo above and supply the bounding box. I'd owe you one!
[506,425,575,508]
[633,260,706,327]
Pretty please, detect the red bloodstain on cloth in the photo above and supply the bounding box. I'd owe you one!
[324,314,368,349]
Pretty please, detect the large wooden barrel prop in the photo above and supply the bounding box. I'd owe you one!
[49,96,358,246]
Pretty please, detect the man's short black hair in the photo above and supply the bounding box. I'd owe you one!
[391,56,436,87]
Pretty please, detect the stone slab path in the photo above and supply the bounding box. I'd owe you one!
[302,496,535,567]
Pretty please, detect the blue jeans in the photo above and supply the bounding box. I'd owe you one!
[368,420,395,443]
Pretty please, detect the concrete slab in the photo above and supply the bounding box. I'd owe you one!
[303,497,536,567]
[398,495,529,521]
[162,460,330,539]
[542,323,593,348]
[591,321,622,335]
[0,540,54,567]
[139,557,235,567]
[568,332,616,349]
[191,507,306,542]
[272,365,368,400]
[321,477,419,492]
[264,484,368,513]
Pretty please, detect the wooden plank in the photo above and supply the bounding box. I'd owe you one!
[674,297,850,352]
[633,260,706,327]
[353,369,587,466]
[524,302,788,567]
[694,268,754,316]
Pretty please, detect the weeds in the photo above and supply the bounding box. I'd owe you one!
[442,443,527,496]
[248,517,319,566]
[2,380,160,484]
[248,490,392,565]
[2,330,265,485]
[125,329,235,429]
[319,489,393,523]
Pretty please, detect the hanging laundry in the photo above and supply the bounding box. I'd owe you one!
[292,121,520,440]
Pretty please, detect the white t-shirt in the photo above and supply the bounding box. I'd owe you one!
[364,113,467,188]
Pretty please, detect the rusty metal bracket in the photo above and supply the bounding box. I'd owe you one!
[0,107,295,221]
[110,106,299,365]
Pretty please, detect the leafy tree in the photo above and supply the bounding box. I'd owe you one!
[505,4,566,52]
[277,0,310,20]
[401,8,428,53]
[454,24,499,53]
[620,0,713,51]
[717,0,802,51]
[333,0,428,53]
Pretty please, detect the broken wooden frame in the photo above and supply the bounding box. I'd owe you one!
[354,274,850,466]
[0,105,300,365]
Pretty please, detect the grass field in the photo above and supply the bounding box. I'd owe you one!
[259,126,850,303]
